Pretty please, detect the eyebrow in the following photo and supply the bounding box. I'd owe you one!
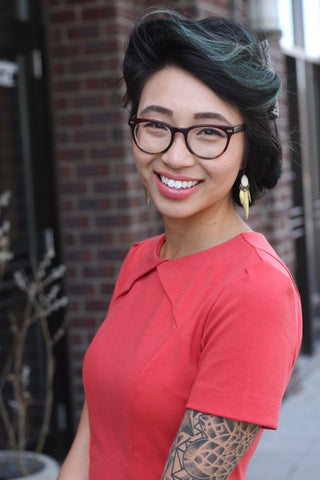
[139,105,232,125]
[193,112,231,124]
[139,105,173,116]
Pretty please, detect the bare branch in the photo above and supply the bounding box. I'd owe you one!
[0,192,68,473]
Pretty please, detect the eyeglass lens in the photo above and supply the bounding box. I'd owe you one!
[134,121,229,158]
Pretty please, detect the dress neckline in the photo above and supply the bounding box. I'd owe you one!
[155,231,264,261]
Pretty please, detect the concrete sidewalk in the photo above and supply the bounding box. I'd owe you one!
[247,349,320,479]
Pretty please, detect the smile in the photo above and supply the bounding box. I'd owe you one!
[160,175,200,190]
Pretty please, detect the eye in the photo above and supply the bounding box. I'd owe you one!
[139,121,170,138]
[197,127,225,138]
[144,122,168,131]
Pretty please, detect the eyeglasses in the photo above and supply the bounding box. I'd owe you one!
[129,116,245,160]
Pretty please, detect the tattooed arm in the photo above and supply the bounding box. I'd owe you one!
[161,409,260,480]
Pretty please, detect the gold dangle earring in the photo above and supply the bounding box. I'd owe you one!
[144,187,150,207]
[239,173,251,220]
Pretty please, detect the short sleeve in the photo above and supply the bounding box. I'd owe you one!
[186,262,302,429]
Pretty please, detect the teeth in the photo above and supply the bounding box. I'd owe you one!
[160,175,199,190]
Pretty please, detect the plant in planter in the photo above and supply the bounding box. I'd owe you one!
[0,191,68,479]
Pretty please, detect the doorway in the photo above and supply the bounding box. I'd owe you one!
[0,0,72,459]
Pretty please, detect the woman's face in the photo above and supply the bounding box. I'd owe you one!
[133,66,245,222]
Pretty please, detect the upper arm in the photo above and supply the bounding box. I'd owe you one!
[57,402,90,480]
[161,409,260,480]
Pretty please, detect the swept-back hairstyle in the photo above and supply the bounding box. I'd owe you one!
[122,10,282,205]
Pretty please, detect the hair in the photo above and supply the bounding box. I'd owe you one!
[122,9,282,206]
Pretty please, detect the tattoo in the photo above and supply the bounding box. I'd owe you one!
[161,409,260,480]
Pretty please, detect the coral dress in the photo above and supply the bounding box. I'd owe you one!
[83,232,302,480]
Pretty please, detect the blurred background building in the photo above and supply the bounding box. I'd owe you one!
[0,0,319,460]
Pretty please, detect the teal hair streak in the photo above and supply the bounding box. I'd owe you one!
[137,8,281,117]
[174,19,281,116]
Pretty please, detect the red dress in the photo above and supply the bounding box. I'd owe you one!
[83,232,302,479]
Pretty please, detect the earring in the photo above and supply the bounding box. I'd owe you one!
[144,187,150,207]
[239,174,251,220]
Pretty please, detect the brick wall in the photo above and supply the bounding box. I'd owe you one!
[45,0,167,419]
[45,0,295,423]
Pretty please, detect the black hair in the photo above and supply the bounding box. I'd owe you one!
[122,10,282,205]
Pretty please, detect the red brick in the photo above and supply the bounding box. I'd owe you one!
[74,129,107,143]
[51,45,79,58]
[68,25,100,39]
[81,7,115,21]
[78,199,112,212]
[86,112,120,125]
[71,334,83,345]
[85,40,119,54]
[77,165,110,177]
[91,146,125,158]
[65,301,80,313]
[70,59,104,74]
[100,284,116,295]
[117,196,141,208]
[58,163,73,175]
[57,114,84,127]
[50,10,75,23]
[54,97,68,110]
[119,231,145,243]
[93,179,127,193]
[83,266,116,278]
[73,95,107,108]
[53,63,65,75]
[114,162,137,175]
[68,283,95,295]
[61,182,87,195]
[64,234,77,247]
[59,149,84,161]
[62,216,90,229]
[86,77,118,90]
[55,132,70,144]
[66,250,92,262]
[72,317,99,329]
[96,215,129,227]
[54,80,82,92]
[85,300,110,312]
[61,200,75,212]
[66,0,96,4]
[80,232,114,245]
[97,249,127,262]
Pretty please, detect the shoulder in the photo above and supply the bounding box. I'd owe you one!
[203,233,302,338]
[121,234,164,271]
[235,232,299,298]
[111,234,165,299]
[193,232,299,302]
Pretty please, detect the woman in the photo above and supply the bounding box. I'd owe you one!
[58,10,302,480]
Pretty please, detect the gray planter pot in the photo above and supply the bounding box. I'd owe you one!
[0,451,60,480]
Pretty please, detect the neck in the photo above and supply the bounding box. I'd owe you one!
[160,204,251,260]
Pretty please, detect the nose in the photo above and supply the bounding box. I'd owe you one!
[161,132,196,169]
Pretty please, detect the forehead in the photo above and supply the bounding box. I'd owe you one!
[138,66,243,124]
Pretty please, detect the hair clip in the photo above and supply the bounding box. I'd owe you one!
[258,39,279,120]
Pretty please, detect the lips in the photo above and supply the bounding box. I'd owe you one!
[155,172,202,200]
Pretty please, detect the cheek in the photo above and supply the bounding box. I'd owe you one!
[133,146,153,177]
[133,145,145,168]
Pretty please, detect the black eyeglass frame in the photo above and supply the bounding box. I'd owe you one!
[128,116,246,160]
